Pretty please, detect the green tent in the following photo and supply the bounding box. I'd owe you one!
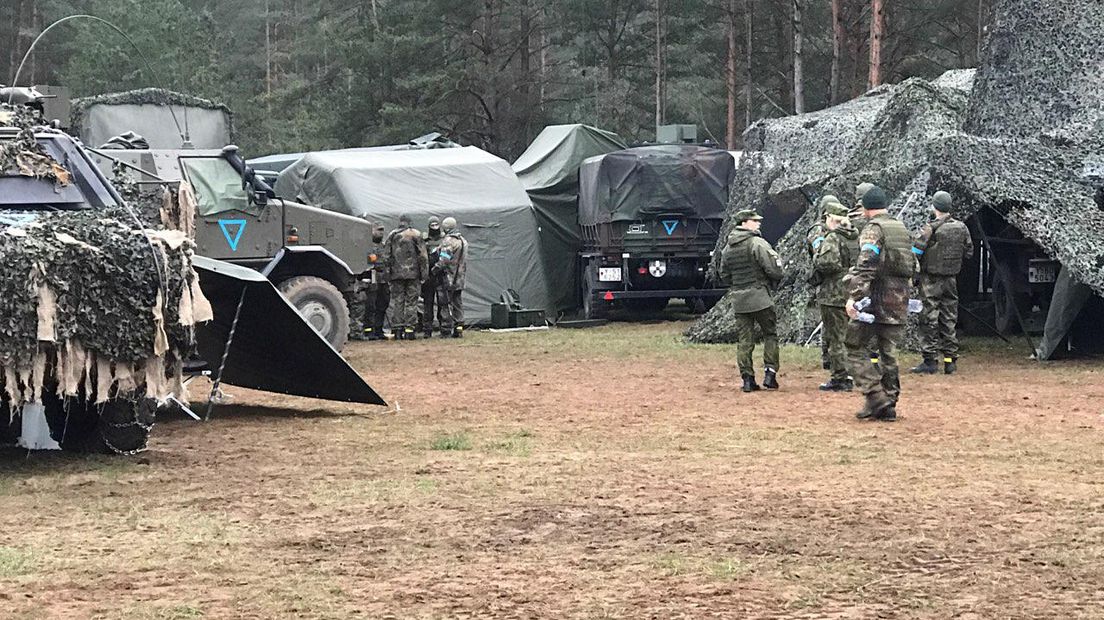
[512,124,626,314]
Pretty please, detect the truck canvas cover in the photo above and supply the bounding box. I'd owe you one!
[71,88,233,150]
[512,124,627,313]
[275,147,551,324]
[578,146,735,226]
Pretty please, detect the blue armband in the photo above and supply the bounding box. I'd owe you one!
[861,243,881,255]
[912,247,924,255]
[812,236,825,250]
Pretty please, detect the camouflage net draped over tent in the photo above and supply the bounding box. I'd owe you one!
[69,87,235,140]
[687,0,1104,345]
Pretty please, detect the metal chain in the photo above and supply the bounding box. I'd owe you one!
[205,288,247,421]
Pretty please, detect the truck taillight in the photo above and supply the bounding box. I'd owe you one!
[287,226,299,244]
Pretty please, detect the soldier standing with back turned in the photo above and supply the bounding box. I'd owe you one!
[383,214,429,340]
[718,209,785,393]
[845,186,918,421]
[362,223,390,341]
[910,191,974,375]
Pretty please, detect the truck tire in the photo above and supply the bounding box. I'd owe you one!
[278,276,351,351]
[582,280,608,320]
[46,392,156,454]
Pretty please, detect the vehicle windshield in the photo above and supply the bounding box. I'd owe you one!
[180,156,254,216]
[0,135,119,210]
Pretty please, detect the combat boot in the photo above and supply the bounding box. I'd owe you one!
[404,328,417,340]
[910,358,939,374]
[819,378,853,392]
[763,368,779,390]
[876,403,898,422]
[856,393,890,420]
[452,326,464,338]
[741,375,761,393]
[944,357,957,375]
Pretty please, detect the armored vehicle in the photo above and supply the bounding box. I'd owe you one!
[577,145,734,318]
[88,147,370,351]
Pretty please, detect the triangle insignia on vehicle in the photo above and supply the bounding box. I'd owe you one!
[218,219,248,251]
[662,219,680,235]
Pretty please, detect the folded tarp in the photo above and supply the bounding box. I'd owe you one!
[275,147,551,324]
[512,124,626,313]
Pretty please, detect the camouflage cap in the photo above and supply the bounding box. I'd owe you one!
[442,216,458,232]
[373,222,385,233]
[932,191,953,210]
[428,216,441,227]
[861,186,889,210]
[734,209,764,223]
[825,202,851,217]
[817,194,840,209]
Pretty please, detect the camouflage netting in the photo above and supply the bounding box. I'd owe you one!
[0,106,211,408]
[688,0,1104,344]
[70,87,236,140]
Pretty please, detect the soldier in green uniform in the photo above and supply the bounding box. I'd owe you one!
[421,216,444,337]
[434,217,468,338]
[807,194,841,371]
[813,201,859,391]
[910,191,975,374]
[849,182,875,233]
[845,186,918,421]
[362,223,390,341]
[383,214,429,340]
[718,209,785,393]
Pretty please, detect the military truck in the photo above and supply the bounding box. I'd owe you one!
[88,146,370,351]
[576,145,734,318]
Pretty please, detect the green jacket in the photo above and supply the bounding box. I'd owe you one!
[849,213,917,325]
[718,228,784,313]
[813,223,859,307]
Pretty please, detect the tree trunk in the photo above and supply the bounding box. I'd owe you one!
[539,9,548,111]
[830,0,842,104]
[976,0,986,62]
[726,0,738,148]
[265,0,273,97]
[655,0,666,129]
[744,0,753,131]
[370,0,380,33]
[869,0,885,88]
[792,0,804,114]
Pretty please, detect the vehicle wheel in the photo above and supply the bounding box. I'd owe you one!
[278,276,351,351]
[47,393,156,454]
[582,281,608,320]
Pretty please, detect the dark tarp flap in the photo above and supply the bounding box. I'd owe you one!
[1038,265,1095,360]
[578,146,735,226]
[512,125,626,313]
[192,256,386,405]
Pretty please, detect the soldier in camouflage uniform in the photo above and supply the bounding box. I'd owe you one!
[362,223,390,341]
[849,182,874,233]
[845,186,918,421]
[718,209,785,393]
[420,216,445,337]
[433,217,468,338]
[910,191,975,375]
[813,201,859,391]
[807,194,841,371]
[383,214,429,340]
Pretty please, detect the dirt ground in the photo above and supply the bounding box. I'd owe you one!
[1,320,1103,619]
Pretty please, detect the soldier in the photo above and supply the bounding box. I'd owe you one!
[910,191,975,375]
[421,216,445,337]
[383,214,429,340]
[845,186,918,421]
[433,217,468,338]
[718,209,785,393]
[849,182,875,233]
[807,194,841,371]
[813,201,859,391]
[362,223,390,341]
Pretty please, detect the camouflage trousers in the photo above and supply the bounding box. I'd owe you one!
[734,306,779,377]
[918,274,960,360]
[388,279,421,331]
[846,321,903,402]
[363,283,389,338]
[346,285,367,340]
[820,304,850,381]
[436,287,464,331]
[421,279,447,334]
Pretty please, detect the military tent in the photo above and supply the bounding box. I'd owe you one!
[71,88,232,150]
[512,124,626,314]
[274,147,551,325]
[249,135,459,174]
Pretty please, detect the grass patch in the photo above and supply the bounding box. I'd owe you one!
[483,430,535,456]
[0,546,33,577]
[652,552,692,576]
[430,431,473,451]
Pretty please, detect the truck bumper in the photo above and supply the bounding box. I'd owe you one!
[591,288,727,301]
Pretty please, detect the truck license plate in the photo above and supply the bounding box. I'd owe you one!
[598,267,622,282]
[1028,261,1057,283]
